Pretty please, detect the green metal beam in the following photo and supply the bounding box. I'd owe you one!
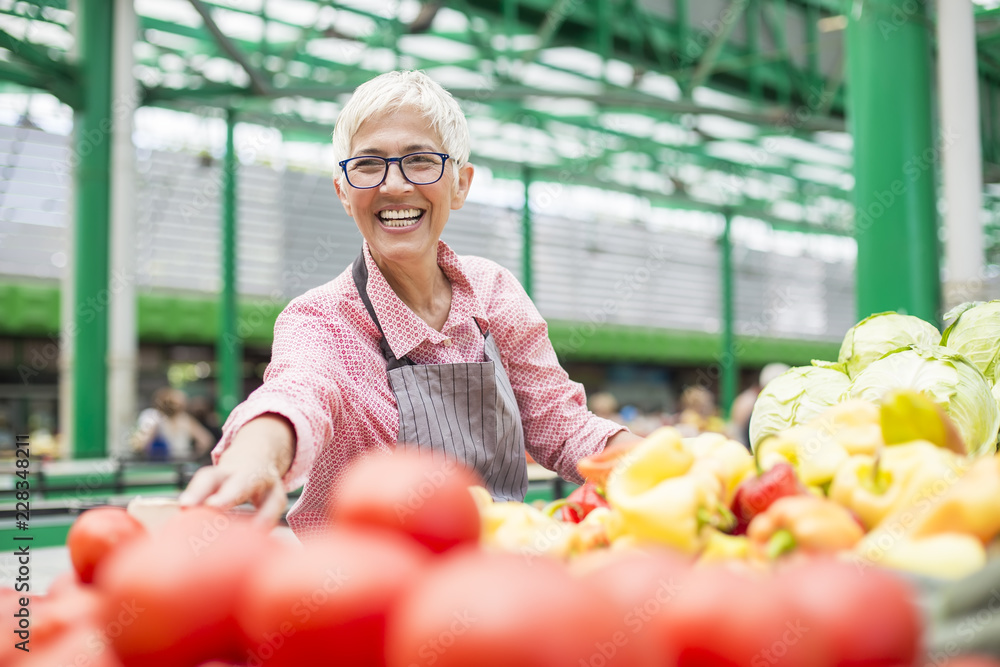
[218,109,242,421]
[0,278,842,367]
[747,0,763,102]
[73,0,114,459]
[975,6,1000,20]
[546,320,841,366]
[519,0,576,64]
[689,0,749,92]
[0,37,79,105]
[187,0,273,95]
[719,212,736,418]
[0,26,75,78]
[846,0,940,323]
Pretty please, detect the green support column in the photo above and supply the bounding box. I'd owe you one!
[747,0,762,103]
[217,110,242,420]
[846,0,939,323]
[73,1,114,458]
[521,166,533,298]
[719,212,736,419]
[676,0,689,57]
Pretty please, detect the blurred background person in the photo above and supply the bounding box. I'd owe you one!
[729,362,790,450]
[131,387,216,462]
[675,385,726,437]
[588,391,622,423]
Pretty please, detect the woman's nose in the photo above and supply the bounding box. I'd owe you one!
[380,161,413,191]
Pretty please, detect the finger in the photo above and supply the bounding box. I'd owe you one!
[253,483,288,529]
[178,466,227,507]
[203,473,257,512]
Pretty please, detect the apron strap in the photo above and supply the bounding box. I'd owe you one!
[352,252,412,371]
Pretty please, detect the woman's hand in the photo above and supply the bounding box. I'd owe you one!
[178,414,296,528]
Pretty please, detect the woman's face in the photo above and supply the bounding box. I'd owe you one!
[334,107,474,270]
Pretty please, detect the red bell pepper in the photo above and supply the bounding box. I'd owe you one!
[560,481,610,523]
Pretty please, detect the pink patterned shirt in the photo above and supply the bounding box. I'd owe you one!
[213,240,625,537]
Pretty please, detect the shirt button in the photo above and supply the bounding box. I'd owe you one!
[442,338,453,347]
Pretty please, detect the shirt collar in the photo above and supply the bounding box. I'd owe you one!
[362,240,487,359]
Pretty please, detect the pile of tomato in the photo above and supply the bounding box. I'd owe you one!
[4,452,999,667]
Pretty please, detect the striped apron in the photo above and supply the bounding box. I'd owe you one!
[352,254,529,501]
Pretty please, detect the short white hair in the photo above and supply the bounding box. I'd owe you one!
[332,70,470,186]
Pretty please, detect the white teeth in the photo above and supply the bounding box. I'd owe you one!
[378,208,423,227]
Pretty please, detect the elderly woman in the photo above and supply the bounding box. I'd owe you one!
[180,70,640,537]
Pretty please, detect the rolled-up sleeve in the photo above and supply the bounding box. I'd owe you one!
[212,297,341,492]
[485,267,627,484]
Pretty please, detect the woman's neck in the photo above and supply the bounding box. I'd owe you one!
[375,254,453,331]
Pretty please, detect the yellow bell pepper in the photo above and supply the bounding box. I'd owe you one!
[828,441,966,531]
[908,453,1000,543]
[479,501,574,558]
[880,389,966,454]
[819,399,884,456]
[467,484,494,511]
[756,399,884,487]
[684,432,755,504]
[604,427,727,554]
[854,532,987,580]
[697,528,750,565]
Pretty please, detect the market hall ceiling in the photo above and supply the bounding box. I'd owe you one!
[0,0,998,238]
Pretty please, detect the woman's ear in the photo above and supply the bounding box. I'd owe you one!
[450,163,475,210]
[333,174,353,217]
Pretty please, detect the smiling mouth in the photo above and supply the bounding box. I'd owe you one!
[378,208,424,228]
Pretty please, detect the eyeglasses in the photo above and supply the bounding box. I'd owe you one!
[338,151,450,189]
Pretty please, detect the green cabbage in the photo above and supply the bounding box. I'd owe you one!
[838,312,941,379]
[848,345,1000,457]
[748,364,851,451]
[941,300,1000,384]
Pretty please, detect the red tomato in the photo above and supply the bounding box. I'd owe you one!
[237,526,430,667]
[95,507,274,667]
[66,507,146,584]
[574,548,691,662]
[15,623,124,667]
[45,570,79,597]
[778,558,922,667]
[940,657,1000,667]
[1,587,29,666]
[330,451,483,554]
[33,585,104,647]
[386,547,642,667]
[658,564,829,667]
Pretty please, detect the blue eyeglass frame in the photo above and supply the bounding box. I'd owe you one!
[338,151,450,189]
